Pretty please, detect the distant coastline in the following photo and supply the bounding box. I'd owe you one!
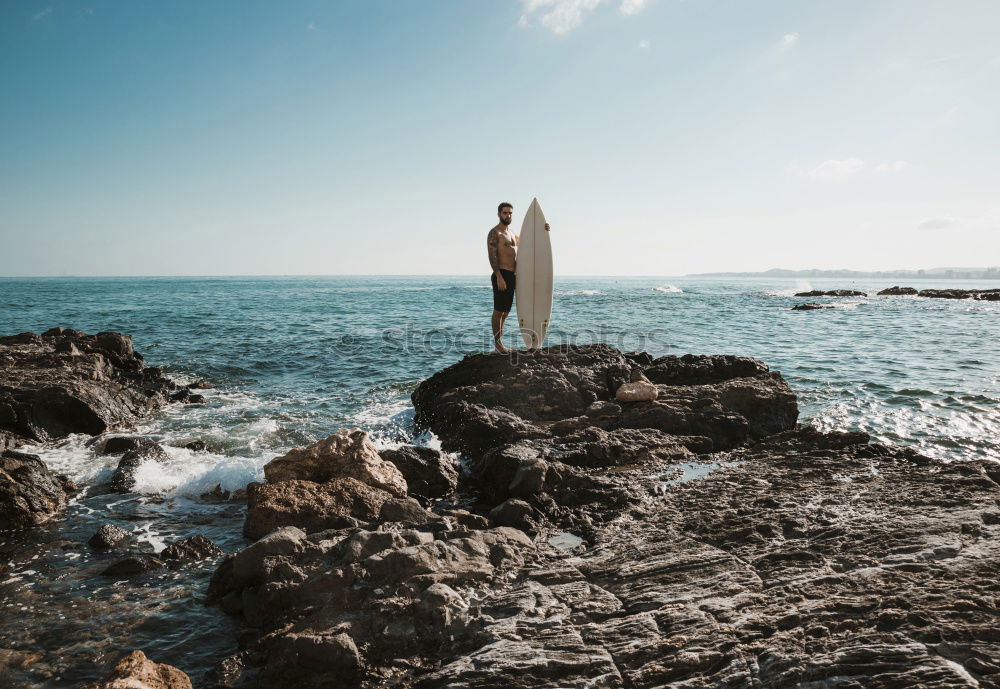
[687,267,1000,280]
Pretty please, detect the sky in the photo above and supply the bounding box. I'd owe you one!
[1,0,999,277]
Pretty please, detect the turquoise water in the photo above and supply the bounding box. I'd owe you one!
[0,275,998,685]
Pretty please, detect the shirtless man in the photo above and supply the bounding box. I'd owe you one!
[487,201,549,353]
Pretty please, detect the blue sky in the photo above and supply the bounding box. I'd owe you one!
[1,0,998,276]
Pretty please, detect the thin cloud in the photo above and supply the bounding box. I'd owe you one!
[638,39,651,49]
[806,158,865,180]
[518,0,603,35]
[621,0,648,15]
[306,22,317,31]
[781,32,799,49]
[918,217,955,230]
[31,7,53,22]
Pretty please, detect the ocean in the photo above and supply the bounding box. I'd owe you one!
[0,275,997,686]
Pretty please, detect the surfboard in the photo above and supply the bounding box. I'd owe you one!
[515,198,553,349]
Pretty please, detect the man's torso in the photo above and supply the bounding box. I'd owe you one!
[489,225,517,271]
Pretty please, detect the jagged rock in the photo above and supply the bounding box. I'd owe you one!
[82,649,192,689]
[0,449,75,529]
[379,497,433,523]
[109,443,169,493]
[489,498,540,531]
[88,523,131,549]
[0,329,175,444]
[615,379,658,402]
[263,428,407,498]
[101,554,166,577]
[792,302,832,310]
[182,439,208,452]
[977,290,1000,301]
[205,346,1000,689]
[794,289,866,297]
[878,286,918,295]
[101,436,159,455]
[243,477,393,539]
[160,534,223,562]
[380,445,458,499]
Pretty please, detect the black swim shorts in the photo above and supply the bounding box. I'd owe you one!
[491,269,516,313]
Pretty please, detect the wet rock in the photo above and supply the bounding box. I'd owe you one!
[0,329,175,445]
[88,523,131,549]
[182,439,208,452]
[381,445,458,499]
[0,449,74,529]
[919,288,973,299]
[109,443,169,493]
[101,435,159,455]
[878,286,919,295]
[792,302,832,310]
[263,428,407,498]
[794,289,866,297]
[101,554,166,577]
[160,534,223,562]
[977,290,1000,301]
[243,477,392,539]
[82,649,192,689]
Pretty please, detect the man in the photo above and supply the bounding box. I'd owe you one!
[487,201,549,353]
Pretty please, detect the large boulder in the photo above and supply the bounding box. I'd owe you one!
[82,650,191,689]
[412,345,797,458]
[263,428,407,498]
[0,449,76,529]
[0,329,176,444]
[380,445,459,500]
[244,477,393,539]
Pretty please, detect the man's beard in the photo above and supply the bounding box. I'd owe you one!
[501,218,511,225]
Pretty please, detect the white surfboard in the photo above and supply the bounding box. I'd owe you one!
[515,198,553,349]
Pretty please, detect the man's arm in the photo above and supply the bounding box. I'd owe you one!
[487,229,502,274]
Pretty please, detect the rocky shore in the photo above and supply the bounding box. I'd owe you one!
[793,286,1000,300]
[0,328,199,529]
[192,345,999,689]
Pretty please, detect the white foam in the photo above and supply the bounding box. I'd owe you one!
[653,285,683,293]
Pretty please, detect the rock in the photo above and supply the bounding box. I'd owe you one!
[0,449,74,529]
[0,329,175,445]
[109,443,169,493]
[792,302,832,310]
[615,379,658,402]
[643,354,769,385]
[263,428,407,498]
[182,440,208,452]
[206,346,1000,688]
[977,290,1000,301]
[88,523,131,549]
[160,534,223,562]
[379,497,432,523]
[101,436,159,455]
[878,286,918,295]
[793,289,866,297]
[918,288,973,299]
[381,445,458,499]
[489,498,540,531]
[82,649,192,689]
[101,554,166,577]
[243,477,393,539]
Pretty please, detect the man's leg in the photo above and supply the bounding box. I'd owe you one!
[492,309,509,353]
